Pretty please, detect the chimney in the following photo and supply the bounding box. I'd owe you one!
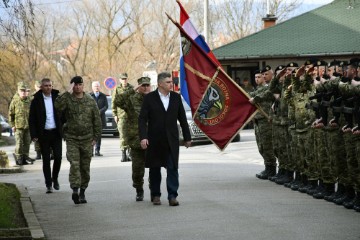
[262,14,277,29]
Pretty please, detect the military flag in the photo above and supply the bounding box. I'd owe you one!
[167,13,258,150]
[177,0,221,106]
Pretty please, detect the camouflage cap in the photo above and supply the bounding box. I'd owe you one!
[70,76,83,84]
[137,76,151,85]
[260,65,272,73]
[17,81,29,90]
[119,73,128,79]
[34,80,42,88]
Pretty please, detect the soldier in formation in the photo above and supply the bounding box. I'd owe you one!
[252,58,360,213]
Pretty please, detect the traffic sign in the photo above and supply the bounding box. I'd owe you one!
[104,77,117,90]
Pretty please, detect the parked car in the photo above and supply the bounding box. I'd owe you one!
[178,98,240,145]
[102,96,119,136]
[0,114,11,133]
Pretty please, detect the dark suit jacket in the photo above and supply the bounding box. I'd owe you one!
[90,91,108,127]
[138,89,191,169]
[29,89,62,140]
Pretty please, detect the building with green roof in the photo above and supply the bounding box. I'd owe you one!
[213,0,360,86]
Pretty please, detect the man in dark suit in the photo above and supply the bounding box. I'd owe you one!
[90,81,108,156]
[29,78,63,193]
[139,72,191,206]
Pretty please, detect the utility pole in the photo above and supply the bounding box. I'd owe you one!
[204,0,209,42]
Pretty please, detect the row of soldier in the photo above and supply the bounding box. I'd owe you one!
[249,58,360,213]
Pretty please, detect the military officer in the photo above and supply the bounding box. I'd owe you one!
[112,73,134,162]
[113,76,151,201]
[55,76,102,204]
[8,82,34,165]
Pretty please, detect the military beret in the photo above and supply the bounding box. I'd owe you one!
[17,81,29,90]
[119,73,128,79]
[339,61,348,67]
[260,65,271,73]
[348,58,360,67]
[315,60,328,67]
[286,62,298,68]
[275,65,285,72]
[304,58,318,66]
[70,76,83,84]
[254,70,261,75]
[328,60,341,68]
[137,76,151,85]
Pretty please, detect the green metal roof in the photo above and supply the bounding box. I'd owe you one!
[213,0,360,60]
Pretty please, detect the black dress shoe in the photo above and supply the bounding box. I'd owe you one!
[53,180,60,190]
[169,198,179,206]
[46,187,53,194]
[95,151,103,156]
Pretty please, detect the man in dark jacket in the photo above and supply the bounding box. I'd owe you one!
[90,81,108,156]
[139,72,191,206]
[29,78,63,193]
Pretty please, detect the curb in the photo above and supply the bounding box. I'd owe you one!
[17,185,45,240]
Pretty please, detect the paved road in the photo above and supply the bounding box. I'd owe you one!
[0,130,359,240]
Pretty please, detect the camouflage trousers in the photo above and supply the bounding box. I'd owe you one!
[117,118,129,150]
[131,148,146,190]
[14,128,31,158]
[288,127,297,171]
[272,124,291,170]
[254,119,276,167]
[315,128,335,183]
[297,129,318,180]
[35,141,41,153]
[354,134,360,191]
[66,138,93,189]
[326,128,347,185]
[343,132,358,189]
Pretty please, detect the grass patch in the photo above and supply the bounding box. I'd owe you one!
[0,183,27,228]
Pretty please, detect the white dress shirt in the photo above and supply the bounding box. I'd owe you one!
[43,93,56,130]
[158,90,170,111]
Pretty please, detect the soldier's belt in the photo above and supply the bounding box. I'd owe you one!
[321,101,330,107]
[343,107,354,114]
[332,106,343,113]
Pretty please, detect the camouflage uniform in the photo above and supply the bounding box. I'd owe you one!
[113,87,146,191]
[250,84,276,176]
[8,83,32,164]
[55,91,101,190]
[112,83,134,155]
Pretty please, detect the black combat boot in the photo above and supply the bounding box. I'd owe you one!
[136,188,144,201]
[72,188,80,204]
[290,171,302,190]
[308,180,323,196]
[23,155,34,164]
[313,183,335,199]
[352,192,360,212]
[267,165,276,179]
[334,186,355,205]
[121,150,127,162]
[305,180,319,195]
[275,170,293,185]
[296,174,308,191]
[256,165,269,179]
[324,183,345,202]
[36,151,41,160]
[269,168,285,182]
[79,188,87,204]
[13,153,22,165]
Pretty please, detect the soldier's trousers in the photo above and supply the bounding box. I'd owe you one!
[131,148,146,190]
[66,138,92,190]
[35,141,41,153]
[327,128,347,185]
[117,118,129,150]
[344,132,358,189]
[14,128,31,158]
[254,119,276,167]
[273,124,290,170]
[288,127,297,172]
[315,128,335,183]
[354,134,360,191]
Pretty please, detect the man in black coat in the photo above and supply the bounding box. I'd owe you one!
[90,81,108,156]
[29,78,63,193]
[139,72,191,206]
